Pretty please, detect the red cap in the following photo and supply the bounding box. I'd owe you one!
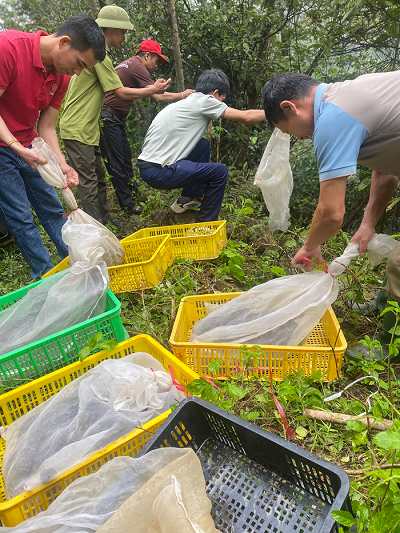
[138,40,168,63]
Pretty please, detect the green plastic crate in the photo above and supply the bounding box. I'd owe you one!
[0,279,126,390]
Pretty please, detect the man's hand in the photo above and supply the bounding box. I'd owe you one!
[13,144,47,170]
[59,161,79,187]
[182,89,195,98]
[291,245,324,271]
[350,224,375,256]
[153,78,171,94]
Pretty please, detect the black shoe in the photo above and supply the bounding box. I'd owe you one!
[125,203,144,216]
[108,218,124,229]
[0,232,14,247]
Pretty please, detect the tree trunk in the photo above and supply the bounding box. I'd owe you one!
[165,0,185,92]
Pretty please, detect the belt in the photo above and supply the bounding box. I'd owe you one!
[137,159,162,169]
[103,105,127,121]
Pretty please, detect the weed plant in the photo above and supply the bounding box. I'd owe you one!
[0,164,399,531]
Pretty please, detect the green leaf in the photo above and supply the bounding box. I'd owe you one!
[295,426,308,439]
[239,206,253,215]
[271,266,286,277]
[340,456,350,463]
[79,346,91,363]
[224,382,247,399]
[208,359,221,376]
[86,337,97,351]
[347,419,367,432]
[374,430,400,452]
[331,511,356,527]
[241,411,260,421]
[93,332,104,343]
[98,340,118,352]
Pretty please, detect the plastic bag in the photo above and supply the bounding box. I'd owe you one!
[98,448,220,533]
[32,137,124,267]
[1,353,186,498]
[190,234,396,347]
[254,128,293,232]
[1,448,218,533]
[190,271,338,346]
[0,263,108,358]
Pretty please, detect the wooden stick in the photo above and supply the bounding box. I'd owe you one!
[303,409,393,431]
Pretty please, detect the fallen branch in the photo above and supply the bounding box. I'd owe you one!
[303,409,393,431]
[345,463,400,476]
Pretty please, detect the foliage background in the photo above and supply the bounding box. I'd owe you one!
[1,0,400,234]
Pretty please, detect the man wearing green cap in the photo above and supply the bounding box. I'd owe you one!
[60,5,170,228]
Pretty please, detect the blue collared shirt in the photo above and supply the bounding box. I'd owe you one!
[313,83,368,181]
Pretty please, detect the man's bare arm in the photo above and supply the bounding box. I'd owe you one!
[37,106,79,186]
[291,176,348,270]
[350,170,399,255]
[113,78,171,101]
[223,107,266,125]
[0,89,47,169]
[152,88,195,103]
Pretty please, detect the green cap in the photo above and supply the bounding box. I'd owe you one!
[95,4,134,30]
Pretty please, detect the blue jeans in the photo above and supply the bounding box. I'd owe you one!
[138,138,228,222]
[0,146,68,279]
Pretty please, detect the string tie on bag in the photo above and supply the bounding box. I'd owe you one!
[62,185,71,190]
[63,208,79,218]
[168,365,191,396]
[300,256,331,276]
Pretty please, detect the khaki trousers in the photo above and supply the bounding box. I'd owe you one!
[63,139,110,224]
[385,241,400,302]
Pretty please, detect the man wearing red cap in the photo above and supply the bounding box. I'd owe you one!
[101,39,194,215]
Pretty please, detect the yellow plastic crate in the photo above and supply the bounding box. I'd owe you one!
[122,220,227,260]
[0,334,198,526]
[43,235,173,293]
[169,292,347,382]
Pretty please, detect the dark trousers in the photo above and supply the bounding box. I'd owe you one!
[138,138,228,222]
[100,110,139,208]
[0,215,9,236]
[63,139,110,225]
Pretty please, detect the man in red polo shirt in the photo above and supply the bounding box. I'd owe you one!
[101,39,194,215]
[0,15,105,278]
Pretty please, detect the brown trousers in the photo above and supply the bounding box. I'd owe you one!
[63,139,110,224]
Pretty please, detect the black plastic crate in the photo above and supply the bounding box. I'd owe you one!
[138,397,351,533]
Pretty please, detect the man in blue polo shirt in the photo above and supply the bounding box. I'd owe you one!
[261,71,400,359]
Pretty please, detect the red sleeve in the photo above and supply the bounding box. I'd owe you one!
[50,75,70,110]
[0,36,16,91]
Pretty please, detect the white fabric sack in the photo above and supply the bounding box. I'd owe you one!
[190,234,397,347]
[1,448,219,533]
[254,128,293,232]
[0,263,108,358]
[98,448,220,533]
[190,271,338,346]
[32,137,124,267]
[1,353,185,498]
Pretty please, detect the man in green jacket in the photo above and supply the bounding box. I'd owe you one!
[60,5,170,228]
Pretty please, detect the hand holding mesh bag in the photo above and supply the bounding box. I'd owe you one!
[190,234,397,347]
[32,137,124,267]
